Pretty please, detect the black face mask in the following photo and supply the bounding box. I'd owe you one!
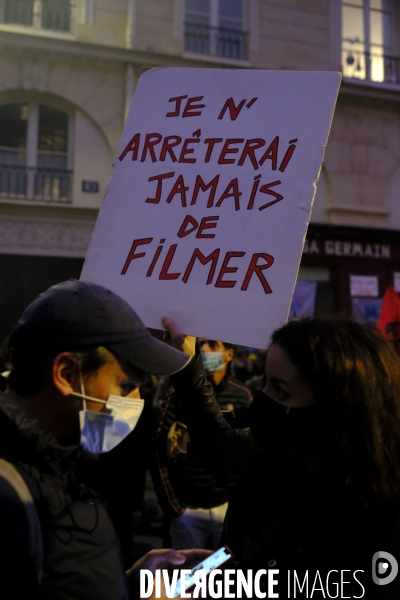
[248,390,321,455]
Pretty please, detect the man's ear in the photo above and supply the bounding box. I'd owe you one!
[52,353,80,396]
[224,348,235,363]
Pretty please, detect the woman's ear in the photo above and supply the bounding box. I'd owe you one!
[52,353,79,396]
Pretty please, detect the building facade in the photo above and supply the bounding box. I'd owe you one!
[0,0,399,340]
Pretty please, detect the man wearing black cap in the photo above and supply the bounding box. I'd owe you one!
[0,279,204,599]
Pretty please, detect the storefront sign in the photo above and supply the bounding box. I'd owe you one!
[81,68,340,348]
[350,275,379,298]
[304,239,391,259]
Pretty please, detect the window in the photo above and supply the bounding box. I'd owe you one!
[184,0,248,61]
[0,103,71,203]
[341,0,398,83]
[1,0,72,32]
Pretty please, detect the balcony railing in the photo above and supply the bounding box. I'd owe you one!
[1,0,73,33]
[342,47,400,85]
[184,22,248,61]
[0,164,72,203]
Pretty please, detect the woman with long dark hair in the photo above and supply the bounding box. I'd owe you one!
[162,316,400,598]
[268,319,400,508]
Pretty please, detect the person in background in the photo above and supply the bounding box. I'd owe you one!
[151,339,252,550]
[231,345,254,382]
[200,339,253,428]
[242,349,267,396]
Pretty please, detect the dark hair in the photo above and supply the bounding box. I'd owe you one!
[7,343,114,396]
[200,339,235,352]
[270,317,400,506]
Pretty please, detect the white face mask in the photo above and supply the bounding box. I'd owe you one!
[72,379,144,453]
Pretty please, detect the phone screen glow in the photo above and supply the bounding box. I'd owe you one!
[173,547,232,597]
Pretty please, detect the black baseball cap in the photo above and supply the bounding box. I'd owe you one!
[9,279,190,376]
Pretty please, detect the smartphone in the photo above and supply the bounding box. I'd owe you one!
[173,546,234,597]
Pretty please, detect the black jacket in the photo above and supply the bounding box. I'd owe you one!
[150,373,252,518]
[0,391,130,600]
[77,396,155,569]
[170,351,400,599]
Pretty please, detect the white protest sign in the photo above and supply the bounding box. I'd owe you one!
[81,68,340,348]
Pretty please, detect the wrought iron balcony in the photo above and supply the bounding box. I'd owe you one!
[342,46,400,85]
[184,22,248,61]
[1,0,73,33]
[0,164,72,203]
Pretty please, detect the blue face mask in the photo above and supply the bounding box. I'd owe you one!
[71,375,144,453]
[201,351,225,374]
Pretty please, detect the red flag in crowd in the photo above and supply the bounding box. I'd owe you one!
[377,286,400,345]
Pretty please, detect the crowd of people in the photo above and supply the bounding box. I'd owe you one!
[1,278,400,598]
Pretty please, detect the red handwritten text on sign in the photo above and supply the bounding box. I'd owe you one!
[118,95,299,296]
